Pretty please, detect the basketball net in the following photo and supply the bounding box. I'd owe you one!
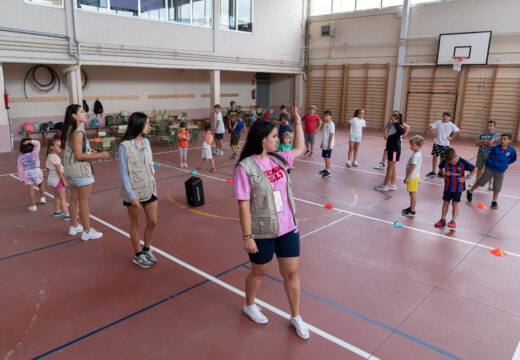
[450,56,467,72]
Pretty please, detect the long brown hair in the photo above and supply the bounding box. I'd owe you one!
[61,104,81,149]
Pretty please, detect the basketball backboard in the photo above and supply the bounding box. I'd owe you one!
[437,31,492,65]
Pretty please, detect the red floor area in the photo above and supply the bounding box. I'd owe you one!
[1,129,519,360]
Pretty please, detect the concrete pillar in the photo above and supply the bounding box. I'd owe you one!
[0,63,12,152]
[393,0,410,111]
[210,70,221,108]
[294,74,304,110]
[63,64,82,105]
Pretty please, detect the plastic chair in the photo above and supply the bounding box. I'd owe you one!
[159,128,177,149]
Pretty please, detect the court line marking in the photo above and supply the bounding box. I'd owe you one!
[8,174,378,359]
[296,158,520,200]
[512,341,520,360]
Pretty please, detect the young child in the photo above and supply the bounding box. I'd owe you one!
[426,111,460,177]
[213,104,225,156]
[17,138,46,211]
[302,105,323,157]
[319,110,335,178]
[472,120,499,190]
[46,139,70,220]
[346,109,366,167]
[277,105,290,123]
[435,148,477,229]
[467,133,516,209]
[177,122,190,167]
[373,111,409,169]
[277,113,292,142]
[230,115,247,158]
[198,125,216,172]
[278,132,293,152]
[374,112,405,191]
[402,135,424,217]
[227,101,239,134]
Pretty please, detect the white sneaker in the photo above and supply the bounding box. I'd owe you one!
[345,160,352,168]
[243,304,268,324]
[488,183,494,191]
[373,162,385,169]
[69,224,84,236]
[213,149,219,155]
[353,160,359,167]
[387,184,397,190]
[40,197,46,204]
[290,315,310,340]
[219,150,224,156]
[28,205,37,212]
[374,185,389,191]
[81,227,103,241]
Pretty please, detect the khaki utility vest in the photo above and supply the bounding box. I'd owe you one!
[119,139,157,202]
[64,128,93,178]
[239,155,298,239]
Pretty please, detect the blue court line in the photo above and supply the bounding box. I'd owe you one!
[0,237,81,262]
[241,264,462,360]
[32,260,250,359]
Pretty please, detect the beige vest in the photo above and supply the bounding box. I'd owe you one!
[63,128,93,178]
[239,155,298,239]
[120,139,157,202]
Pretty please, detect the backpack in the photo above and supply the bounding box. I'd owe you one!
[93,99,103,115]
[40,122,50,132]
[105,115,115,126]
[82,100,89,113]
[47,121,55,130]
[54,122,63,130]
[21,122,34,134]
[32,122,41,131]
[91,118,100,127]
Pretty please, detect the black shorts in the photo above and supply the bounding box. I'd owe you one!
[322,149,332,158]
[230,132,241,145]
[432,144,449,157]
[442,191,462,203]
[387,148,401,162]
[215,133,224,140]
[248,229,300,265]
[123,194,158,206]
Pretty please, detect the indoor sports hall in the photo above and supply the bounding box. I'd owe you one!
[1,0,519,359]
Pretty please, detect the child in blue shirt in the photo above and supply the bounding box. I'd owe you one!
[435,147,477,230]
[474,120,499,190]
[230,115,247,158]
[467,133,517,209]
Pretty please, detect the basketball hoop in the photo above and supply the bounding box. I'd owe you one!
[450,56,467,72]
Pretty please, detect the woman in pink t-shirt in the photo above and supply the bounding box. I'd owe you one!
[232,107,309,339]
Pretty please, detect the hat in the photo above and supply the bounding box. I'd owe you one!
[309,105,317,110]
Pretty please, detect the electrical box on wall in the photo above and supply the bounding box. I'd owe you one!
[321,25,333,37]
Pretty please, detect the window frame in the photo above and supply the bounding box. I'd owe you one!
[220,0,254,34]
[24,0,65,9]
[310,0,453,17]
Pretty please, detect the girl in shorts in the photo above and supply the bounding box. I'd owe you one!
[18,138,46,211]
[374,112,405,191]
[46,139,70,219]
[232,107,310,340]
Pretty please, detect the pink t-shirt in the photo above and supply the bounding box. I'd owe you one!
[232,151,296,237]
[46,153,62,171]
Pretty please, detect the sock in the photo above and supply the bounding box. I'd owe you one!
[135,252,142,257]
[143,246,150,252]
[442,217,446,220]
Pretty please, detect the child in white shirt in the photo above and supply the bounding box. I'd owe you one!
[319,110,335,178]
[346,109,366,168]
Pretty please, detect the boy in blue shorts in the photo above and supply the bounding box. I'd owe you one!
[467,133,517,209]
[435,147,477,229]
[473,120,499,189]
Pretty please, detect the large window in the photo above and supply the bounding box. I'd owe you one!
[311,0,446,16]
[25,0,63,7]
[76,0,211,26]
[221,0,253,33]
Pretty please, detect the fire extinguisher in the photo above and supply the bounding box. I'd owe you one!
[251,89,256,99]
[3,90,9,109]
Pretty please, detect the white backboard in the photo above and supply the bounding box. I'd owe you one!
[437,31,492,65]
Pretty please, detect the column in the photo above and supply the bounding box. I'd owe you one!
[0,63,12,152]
[393,0,410,111]
[294,73,304,110]
[210,70,221,108]
[63,64,83,105]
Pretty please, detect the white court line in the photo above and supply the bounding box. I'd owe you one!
[7,173,379,359]
[512,341,520,360]
[296,158,520,200]
[0,172,16,177]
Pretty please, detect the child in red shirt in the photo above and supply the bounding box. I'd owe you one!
[177,122,190,167]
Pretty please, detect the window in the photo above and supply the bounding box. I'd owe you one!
[25,0,63,7]
[356,0,380,10]
[141,0,167,20]
[169,0,191,23]
[333,0,355,13]
[110,0,138,16]
[192,0,212,27]
[77,0,108,12]
[221,0,253,32]
[310,0,448,16]
[382,0,403,6]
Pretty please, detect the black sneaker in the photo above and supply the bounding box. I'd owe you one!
[402,207,415,217]
[322,171,331,178]
[319,169,328,175]
[491,201,498,209]
[466,190,473,202]
[437,172,444,178]
[426,171,436,177]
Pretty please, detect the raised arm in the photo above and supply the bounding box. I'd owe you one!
[291,107,305,159]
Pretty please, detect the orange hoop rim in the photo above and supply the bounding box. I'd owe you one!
[451,56,468,62]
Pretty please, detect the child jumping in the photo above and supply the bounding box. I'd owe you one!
[346,109,366,167]
[466,133,516,209]
[472,120,499,190]
[426,111,460,177]
[402,135,424,217]
[198,125,216,172]
[435,147,477,229]
[230,115,247,158]
[46,139,70,219]
[177,122,189,167]
[374,112,405,191]
[319,110,335,178]
[18,138,46,211]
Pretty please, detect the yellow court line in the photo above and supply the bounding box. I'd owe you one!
[188,209,239,221]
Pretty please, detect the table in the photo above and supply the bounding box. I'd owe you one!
[90,136,116,157]
[192,118,210,129]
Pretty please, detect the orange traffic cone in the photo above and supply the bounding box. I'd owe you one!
[226,179,233,183]
[490,248,507,257]
[324,203,333,209]
[476,203,487,209]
